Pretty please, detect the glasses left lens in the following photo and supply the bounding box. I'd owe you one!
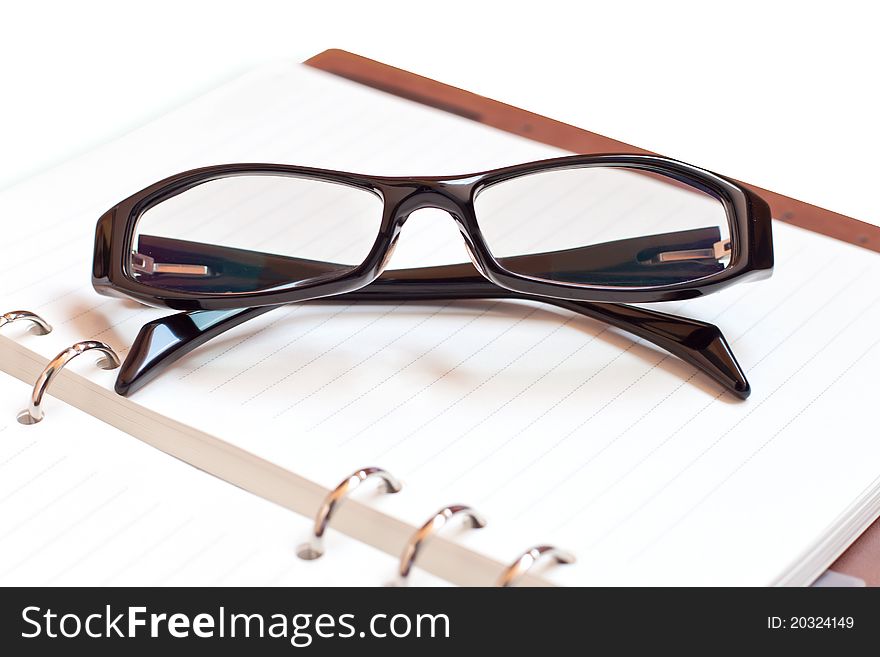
[129,174,383,294]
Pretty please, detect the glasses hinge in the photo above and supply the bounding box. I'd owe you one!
[651,239,731,264]
[131,251,212,276]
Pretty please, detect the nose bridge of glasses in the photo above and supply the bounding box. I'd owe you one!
[383,204,479,276]
[380,182,481,269]
[387,182,471,219]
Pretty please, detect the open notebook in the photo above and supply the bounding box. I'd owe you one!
[1,58,879,586]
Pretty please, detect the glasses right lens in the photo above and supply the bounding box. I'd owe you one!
[473,165,732,288]
[130,174,383,294]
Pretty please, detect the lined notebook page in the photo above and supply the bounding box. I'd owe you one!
[0,374,443,586]
[1,62,879,585]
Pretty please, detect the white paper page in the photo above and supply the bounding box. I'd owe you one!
[0,373,441,586]
[1,62,878,585]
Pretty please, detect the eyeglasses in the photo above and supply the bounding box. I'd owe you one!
[92,154,773,397]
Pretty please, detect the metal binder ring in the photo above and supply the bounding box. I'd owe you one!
[17,341,120,425]
[392,504,487,586]
[496,545,576,587]
[296,467,402,560]
[0,310,52,335]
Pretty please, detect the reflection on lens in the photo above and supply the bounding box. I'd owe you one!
[130,175,383,293]
[473,166,731,287]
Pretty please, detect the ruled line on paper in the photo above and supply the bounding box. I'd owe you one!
[629,327,880,563]
[576,289,879,554]
[158,532,228,585]
[306,301,503,433]
[276,303,452,419]
[402,313,595,474]
[0,471,97,542]
[211,304,354,394]
[98,517,194,585]
[0,439,37,468]
[183,304,303,382]
[378,312,586,464]
[338,305,541,448]
[46,501,163,583]
[0,455,69,505]
[213,546,267,585]
[0,486,129,578]
[268,305,405,416]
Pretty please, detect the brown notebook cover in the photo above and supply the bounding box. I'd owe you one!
[304,48,880,585]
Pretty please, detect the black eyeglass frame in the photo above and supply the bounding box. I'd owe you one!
[92,153,773,311]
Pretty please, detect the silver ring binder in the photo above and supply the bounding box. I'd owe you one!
[17,340,120,425]
[392,504,487,586]
[0,310,52,335]
[297,466,402,560]
[496,545,576,587]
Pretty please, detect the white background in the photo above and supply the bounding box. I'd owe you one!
[1,0,877,226]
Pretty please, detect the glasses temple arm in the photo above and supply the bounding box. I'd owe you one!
[115,260,748,399]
